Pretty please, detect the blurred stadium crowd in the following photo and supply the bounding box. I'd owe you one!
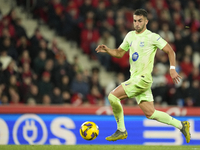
[0,0,200,107]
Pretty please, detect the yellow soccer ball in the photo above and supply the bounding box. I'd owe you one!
[80,121,99,140]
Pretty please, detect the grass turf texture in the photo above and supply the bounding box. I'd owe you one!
[0,145,200,150]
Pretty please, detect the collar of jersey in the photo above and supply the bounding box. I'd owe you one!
[135,29,147,36]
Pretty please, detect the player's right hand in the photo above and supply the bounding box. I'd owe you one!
[95,44,108,53]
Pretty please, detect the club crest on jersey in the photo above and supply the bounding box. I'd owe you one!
[132,52,139,61]
[139,42,144,47]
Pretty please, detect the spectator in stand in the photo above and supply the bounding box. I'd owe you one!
[109,0,121,12]
[151,0,169,16]
[25,84,41,104]
[19,50,31,66]
[21,62,32,79]
[188,80,200,106]
[1,37,18,60]
[190,32,200,52]
[33,50,47,76]
[148,20,159,33]
[14,18,27,39]
[80,19,100,55]
[7,75,20,94]
[47,0,64,34]
[0,27,11,40]
[51,38,59,54]
[0,17,15,38]
[152,63,169,105]
[0,50,12,71]
[39,39,55,59]
[190,32,200,68]
[79,0,94,19]
[174,30,185,60]
[43,59,55,83]
[144,1,158,21]
[63,8,82,45]
[170,0,184,21]
[62,91,71,104]
[180,55,193,77]
[2,60,18,85]
[104,72,125,105]
[42,94,51,105]
[37,71,54,96]
[30,28,43,59]
[51,87,63,104]
[188,67,200,84]
[105,9,115,27]
[184,45,193,60]
[55,48,66,60]
[184,0,200,32]
[172,79,190,106]
[19,75,32,102]
[71,71,89,103]
[32,0,49,23]
[159,23,175,43]
[95,1,107,22]
[125,9,134,30]
[172,11,184,30]
[87,85,104,105]
[82,68,91,83]
[71,55,82,74]
[0,94,9,105]
[6,8,18,27]
[16,36,30,56]
[89,69,103,94]
[26,97,36,106]
[9,87,22,105]
[58,75,71,92]
[53,51,74,84]
[96,31,115,71]
[152,63,167,89]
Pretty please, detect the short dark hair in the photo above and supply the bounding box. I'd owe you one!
[134,9,148,18]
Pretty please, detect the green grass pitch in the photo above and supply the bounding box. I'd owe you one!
[0,145,200,150]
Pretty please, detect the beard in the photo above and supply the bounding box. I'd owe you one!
[135,24,145,33]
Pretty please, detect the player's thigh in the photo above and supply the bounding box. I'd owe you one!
[110,85,128,100]
[139,101,155,118]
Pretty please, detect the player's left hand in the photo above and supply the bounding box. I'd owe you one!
[170,69,182,84]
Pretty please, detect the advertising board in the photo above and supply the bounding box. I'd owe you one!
[0,114,199,145]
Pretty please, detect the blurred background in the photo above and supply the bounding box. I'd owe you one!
[0,0,199,145]
[0,0,200,107]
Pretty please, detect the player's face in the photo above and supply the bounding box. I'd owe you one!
[133,15,148,33]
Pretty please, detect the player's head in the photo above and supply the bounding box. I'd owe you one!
[133,9,148,33]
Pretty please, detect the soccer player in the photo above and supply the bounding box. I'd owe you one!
[95,9,191,143]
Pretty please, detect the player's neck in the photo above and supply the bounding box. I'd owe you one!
[135,27,147,34]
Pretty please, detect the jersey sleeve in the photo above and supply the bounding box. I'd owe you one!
[152,33,167,50]
[119,32,130,51]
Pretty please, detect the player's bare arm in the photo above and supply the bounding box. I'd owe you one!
[95,44,126,58]
[162,43,182,84]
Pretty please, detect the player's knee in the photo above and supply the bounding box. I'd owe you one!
[145,111,155,119]
[108,93,119,105]
[147,110,157,119]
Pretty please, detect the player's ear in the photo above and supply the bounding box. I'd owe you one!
[145,19,148,25]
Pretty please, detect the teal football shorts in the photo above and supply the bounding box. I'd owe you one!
[121,75,154,104]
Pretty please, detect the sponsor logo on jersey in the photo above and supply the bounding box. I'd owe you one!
[132,52,139,61]
[140,42,144,47]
